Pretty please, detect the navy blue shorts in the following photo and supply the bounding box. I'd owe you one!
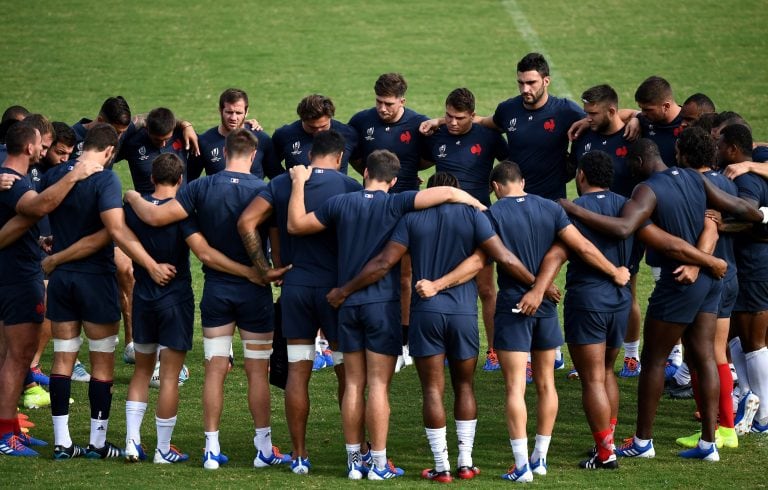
[734,280,768,313]
[564,307,629,349]
[493,312,563,352]
[338,301,401,356]
[133,296,194,351]
[200,280,273,333]
[47,271,120,324]
[718,276,739,318]
[647,274,722,324]
[0,280,45,325]
[409,311,479,361]
[280,284,338,342]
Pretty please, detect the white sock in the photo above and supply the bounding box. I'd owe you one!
[669,344,683,366]
[456,419,477,468]
[426,427,449,472]
[530,434,551,463]
[634,435,651,447]
[624,340,640,360]
[346,443,361,465]
[125,400,147,446]
[371,448,387,470]
[699,438,714,449]
[673,361,691,385]
[555,346,562,361]
[253,427,273,456]
[527,352,532,363]
[205,430,220,454]
[52,414,72,448]
[90,418,109,448]
[746,347,768,421]
[156,416,176,453]
[510,438,528,469]
[729,337,750,392]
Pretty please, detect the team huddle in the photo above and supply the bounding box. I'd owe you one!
[2,52,768,482]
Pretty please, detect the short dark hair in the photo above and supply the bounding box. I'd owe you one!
[297,94,335,121]
[83,123,118,152]
[366,149,400,182]
[374,73,408,98]
[677,127,716,169]
[627,138,661,165]
[152,153,184,186]
[426,171,459,189]
[24,114,55,139]
[713,111,751,133]
[146,107,176,136]
[99,96,132,126]
[581,84,618,107]
[2,105,29,122]
[634,76,673,105]
[490,160,523,185]
[309,129,345,159]
[683,93,716,113]
[517,52,549,77]
[578,151,614,188]
[225,127,258,158]
[4,122,39,155]
[219,88,249,111]
[446,88,475,113]
[691,113,716,134]
[51,122,76,148]
[720,124,753,156]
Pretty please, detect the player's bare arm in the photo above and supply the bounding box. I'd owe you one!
[286,165,326,235]
[41,228,111,275]
[124,190,189,226]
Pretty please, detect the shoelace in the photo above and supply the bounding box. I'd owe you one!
[625,357,639,370]
[4,435,27,450]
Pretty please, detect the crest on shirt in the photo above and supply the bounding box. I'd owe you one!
[138,146,149,161]
[210,147,221,163]
[31,168,40,182]
[507,118,517,132]
[291,141,302,156]
[437,144,447,158]
[584,143,592,152]
[365,127,375,141]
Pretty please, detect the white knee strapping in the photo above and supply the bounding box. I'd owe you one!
[287,344,314,363]
[331,350,344,366]
[53,336,83,353]
[242,339,273,359]
[203,336,233,361]
[88,335,119,353]
[134,342,159,355]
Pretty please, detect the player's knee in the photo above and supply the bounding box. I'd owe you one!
[53,336,83,353]
[88,335,119,353]
[287,344,314,363]
[243,339,273,360]
[203,335,233,361]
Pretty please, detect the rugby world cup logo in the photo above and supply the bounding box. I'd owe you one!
[365,127,375,141]
[211,147,221,162]
[584,143,592,152]
[437,144,447,158]
[507,118,517,132]
[291,141,302,156]
[138,146,149,161]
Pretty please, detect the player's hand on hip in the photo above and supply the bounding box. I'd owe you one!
[544,283,561,303]
[672,265,699,285]
[150,263,177,286]
[613,266,631,287]
[708,258,728,280]
[415,279,439,298]
[326,287,348,308]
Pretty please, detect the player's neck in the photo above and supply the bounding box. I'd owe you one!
[663,104,681,124]
[311,155,339,170]
[580,185,608,195]
[363,180,390,192]
[225,157,252,173]
[2,155,31,175]
[602,117,624,136]
[218,124,241,137]
[151,185,177,200]
[523,91,549,111]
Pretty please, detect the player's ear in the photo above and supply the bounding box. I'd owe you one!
[542,76,551,88]
[336,151,344,169]
[104,145,115,162]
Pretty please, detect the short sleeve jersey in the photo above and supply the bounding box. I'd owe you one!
[258,168,362,287]
[643,167,706,276]
[272,119,358,175]
[390,204,495,315]
[0,169,42,285]
[703,170,738,282]
[314,190,417,306]
[42,162,124,274]
[573,128,635,198]
[190,125,282,181]
[565,191,633,312]
[175,170,269,285]
[116,127,189,193]
[124,195,196,307]
[638,111,683,166]
[487,193,571,317]
[348,107,429,192]
[733,172,768,281]
[71,118,137,161]
[492,95,585,200]
[423,124,508,206]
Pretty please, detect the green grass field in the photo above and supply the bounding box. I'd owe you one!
[2,0,768,487]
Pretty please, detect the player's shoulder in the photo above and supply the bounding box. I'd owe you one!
[273,120,302,137]
[348,107,377,126]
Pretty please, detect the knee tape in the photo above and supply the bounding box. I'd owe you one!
[287,344,314,363]
[332,350,344,366]
[242,339,273,360]
[134,342,158,355]
[88,335,119,353]
[203,336,233,361]
[53,336,83,353]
